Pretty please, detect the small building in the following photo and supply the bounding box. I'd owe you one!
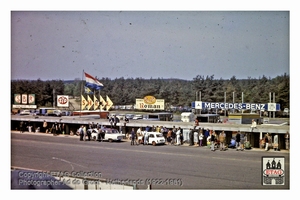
[181,112,195,122]
[228,113,262,124]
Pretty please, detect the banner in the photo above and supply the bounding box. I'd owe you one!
[81,95,87,109]
[99,95,105,110]
[135,96,164,110]
[28,94,35,105]
[87,95,94,110]
[106,95,113,110]
[94,95,99,110]
[192,101,280,111]
[22,94,27,104]
[14,94,21,104]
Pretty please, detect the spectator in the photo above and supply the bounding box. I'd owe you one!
[43,120,48,133]
[210,131,216,151]
[131,128,136,146]
[219,131,226,151]
[193,129,199,146]
[199,131,204,147]
[167,129,172,145]
[176,127,181,146]
[19,121,24,133]
[264,133,270,151]
[250,119,257,132]
[240,132,245,151]
[236,131,241,151]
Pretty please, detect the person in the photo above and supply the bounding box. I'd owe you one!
[219,131,226,151]
[114,115,119,128]
[137,127,142,137]
[250,119,257,132]
[193,129,199,146]
[195,118,199,126]
[124,116,129,123]
[176,127,181,145]
[27,120,32,132]
[43,120,48,133]
[264,133,270,151]
[130,128,136,146]
[83,125,87,141]
[109,117,114,128]
[52,122,58,136]
[236,131,241,151]
[273,134,279,151]
[172,128,177,145]
[79,125,84,141]
[210,131,216,151]
[240,132,245,151]
[19,121,24,133]
[61,123,66,135]
[180,129,183,145]
[204,128,210,146]
[199,131,204,147]
[189,128,193,146]
[144,131,149,145]
[86,126,91,141]
[167,129,172,145]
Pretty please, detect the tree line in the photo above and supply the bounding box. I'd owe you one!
[11,73,290,111]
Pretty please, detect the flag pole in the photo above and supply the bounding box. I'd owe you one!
[80,70,84,118]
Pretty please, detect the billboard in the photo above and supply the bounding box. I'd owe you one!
[192,101,280,111]
[136,96,164,110]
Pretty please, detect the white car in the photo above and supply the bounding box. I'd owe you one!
[132,114,143,120]
[138,132,165,146]
[20,110,31,115]
[90,128,123,142]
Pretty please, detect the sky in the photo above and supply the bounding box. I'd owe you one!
[10,9,290,81]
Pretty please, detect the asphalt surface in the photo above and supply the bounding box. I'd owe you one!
[11,130,290,190]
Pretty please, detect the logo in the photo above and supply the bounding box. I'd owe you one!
[144,96,156,104]
[262,156,285,185]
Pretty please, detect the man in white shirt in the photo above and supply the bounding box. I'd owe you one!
[250,119,257,132]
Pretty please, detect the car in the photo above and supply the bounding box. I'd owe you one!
[138,132,166,146]
[132,114,143,120]
[45,110,62,117]
[20,110,31,115]
[283,108,289,116]
[125,114,134,119]
[90,128,123,142]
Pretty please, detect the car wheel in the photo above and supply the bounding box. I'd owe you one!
[92,136,96,141]
[109,139,113,143]
[152,141,156,146]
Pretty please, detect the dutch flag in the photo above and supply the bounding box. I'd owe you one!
[84,72,104,90]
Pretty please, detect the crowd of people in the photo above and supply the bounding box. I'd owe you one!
[18,116,287,151]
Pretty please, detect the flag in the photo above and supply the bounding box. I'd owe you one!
[106,95,113,110]
[84,86,93,94]
[87,95,94,110]
[84,72,104,90]
[81,95,87,109]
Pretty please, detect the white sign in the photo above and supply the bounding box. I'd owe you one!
[57,95,69,107]
[136,98,164,110]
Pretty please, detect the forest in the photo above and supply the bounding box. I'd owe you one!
[11,73,290,111]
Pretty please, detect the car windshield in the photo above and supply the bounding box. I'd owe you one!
[106,129,119,134]
[156,133,163,137]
